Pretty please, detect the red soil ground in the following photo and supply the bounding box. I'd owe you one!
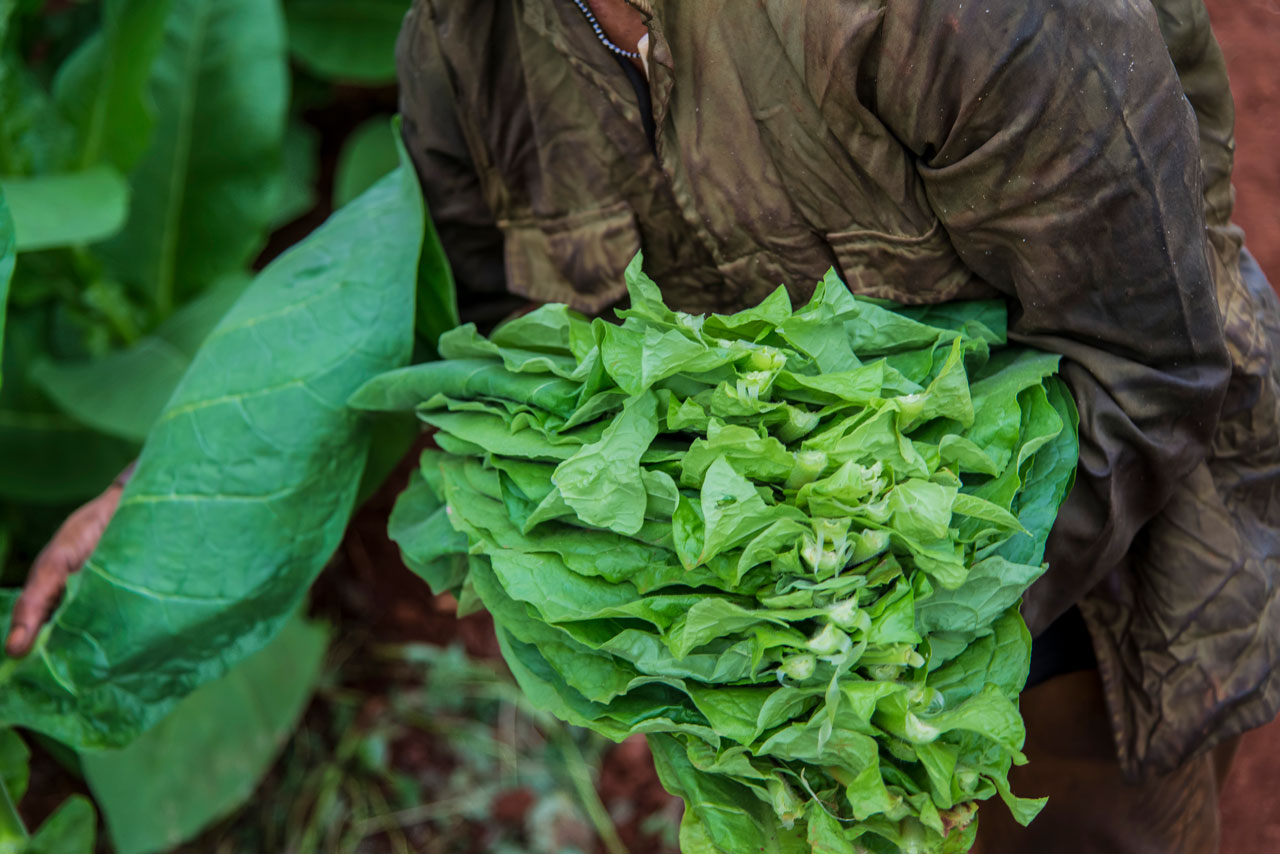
[1202,2,1280,852]
[1208,0,1280,286]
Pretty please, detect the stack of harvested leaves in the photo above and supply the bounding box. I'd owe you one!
[350,256,1078,853]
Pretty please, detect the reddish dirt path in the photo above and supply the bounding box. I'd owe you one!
[1207,0,1280,286]
[1204,2,1280,852]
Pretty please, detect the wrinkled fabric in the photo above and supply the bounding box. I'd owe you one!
[397,0,1280,777]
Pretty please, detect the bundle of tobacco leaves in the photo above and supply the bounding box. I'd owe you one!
[350,256,1078,854]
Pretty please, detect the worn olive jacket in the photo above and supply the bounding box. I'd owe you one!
[396,0,1280,777]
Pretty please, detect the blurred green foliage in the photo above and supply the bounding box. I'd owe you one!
[0,1,426,851]
[0,0,408,579]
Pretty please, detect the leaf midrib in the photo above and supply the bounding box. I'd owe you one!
[79,31,113,168]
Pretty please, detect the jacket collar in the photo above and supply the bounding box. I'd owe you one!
[522,0,665,65]
[520,0,674,151]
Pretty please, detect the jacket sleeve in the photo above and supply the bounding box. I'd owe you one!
[396,2,521,330]
[868,0,1233,631]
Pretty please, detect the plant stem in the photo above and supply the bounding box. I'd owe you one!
[556,729,628,854]
[0,776,29,853]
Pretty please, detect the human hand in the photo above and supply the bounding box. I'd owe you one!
[4,466,132,658]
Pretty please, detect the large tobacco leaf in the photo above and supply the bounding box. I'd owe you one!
[332,115,399,208]
[97,0,288,316]
[53,0,173,172]
[0,408,137,504]
[283,0,408,84]
[0,151,423,749]
[0,46,78,177]
[271,120,320,229]
[0,729,96,854]
[0,729,27,804]
[82,614,328,854]
[328,113,461,354]
[0,309,137,504]
[358,259,1080,852]
[29,273,250,442]
[0,796,96,854]
[0,166,129,251]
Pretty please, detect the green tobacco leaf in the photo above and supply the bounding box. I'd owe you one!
[412,157,458,349]
[284,0,408,83]
[994,378,1078,566]
[469,556,637,705]
[0,187,11,390]
[0,408,137,503]
[490,305,580,354]
[681,421,794,487]
[270,120,319,228]
[0,168,129,251]
[704,286,793,340]
[0,781,25,851]
[424,411,584,461]
[914,556,1044,636]
[333,115,398,208]
[30,274,250,442]
[341,261,1081,852]
[927,607,1030,706]
[649,733,804,854]
[23,796,95,854]
[388,468,468,591]
[898,300,1007,345]
[83,615,328,854]
[354,409,419,506]
[992,774,1047,828]
[0,729,28,804]
[0,158,423,748]
[776,270,862,373]
[0,49,78,177]
[351,359,580,417]
[495,628,630,741]
[963,350,1062,471]
[416,234,460,351]
[552,390,659,535]
[98,0,288,316]
[53,0,173,171]
[435,323,577,377]
[696,457,779,566]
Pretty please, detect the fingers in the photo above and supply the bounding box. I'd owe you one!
[4,546,77,658]
[4,485,125,659]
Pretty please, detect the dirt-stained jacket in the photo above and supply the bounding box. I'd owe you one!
[396,0,1280,778]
